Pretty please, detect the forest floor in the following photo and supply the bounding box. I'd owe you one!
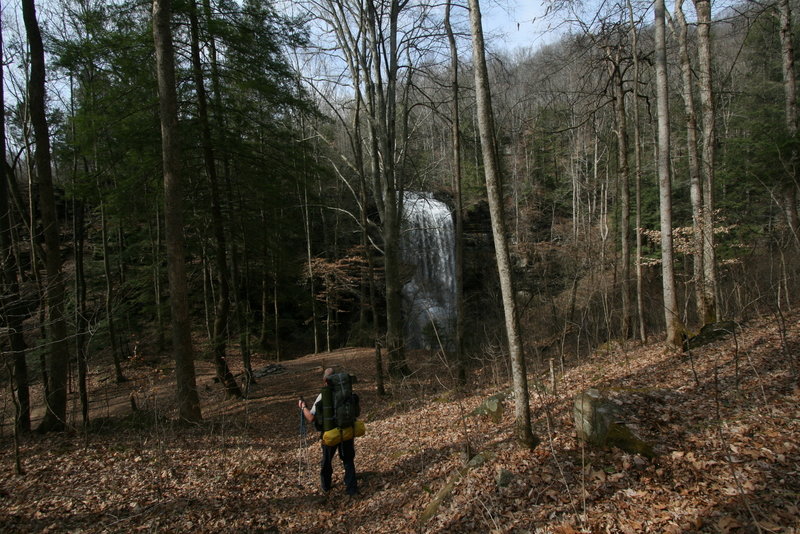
[0,312,799,533]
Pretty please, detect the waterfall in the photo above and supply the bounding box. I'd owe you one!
[401,192,456,350]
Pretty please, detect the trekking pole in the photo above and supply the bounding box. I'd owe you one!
[297,398,309,485]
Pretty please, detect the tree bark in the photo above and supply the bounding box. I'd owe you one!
[779,0,800,246]
[153,0,202,423]
[605,44,631,339]
[675,0,706,324]
[468,0,537,449]
[446,0,467,385]
[655,0,684,347]
[22,0,71,433]
[693,0,718,324]
[73,199,89,428]
[149,206,165,352]
[188,0,242,398]
[99,198,125,383]
[628,0,647,343]
[0,21,31,432]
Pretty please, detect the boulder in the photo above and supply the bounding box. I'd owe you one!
[683,320,738,351]
[574,388,655,458]
[471,392,507,424]
[496,468,514,488]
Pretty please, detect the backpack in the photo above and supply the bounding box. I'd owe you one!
[327,372,360,429]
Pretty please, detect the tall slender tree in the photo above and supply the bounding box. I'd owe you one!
[601,34,631,339]
[23,0,71,433]
[445,0,466,384]
[468,0,537,449]
[0,17,31,433]
[694,0,718,324]
[311,0,416,376]
[627,0,647,342]
[654,0,683,347]
[779,0,800,246]
[675,0,706,324]
[188,0,242,398]
[153,0,202,423]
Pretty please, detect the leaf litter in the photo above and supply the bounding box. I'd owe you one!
[0,313,798,533]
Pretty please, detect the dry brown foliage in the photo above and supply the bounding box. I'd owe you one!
[0,312,798,533]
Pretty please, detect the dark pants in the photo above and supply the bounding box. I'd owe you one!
[320,438,357,495]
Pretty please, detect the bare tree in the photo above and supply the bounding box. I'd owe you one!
[601,29,632,339]
[675,0,706,323]
[468,0,537,449]
[627,0,647,343]
[654,0,683,347]
[445,0,466,385]
[694,0,718,324]
[307,0,436,376]
[153,0,202,422]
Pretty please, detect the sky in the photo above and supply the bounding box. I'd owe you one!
[482,0,567,52]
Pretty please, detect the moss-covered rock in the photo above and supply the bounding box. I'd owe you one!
[683,321,739,351]
[471,392,507,424]
[573,388,655,458]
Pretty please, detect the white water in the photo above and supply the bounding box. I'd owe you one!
[400,192,456,350]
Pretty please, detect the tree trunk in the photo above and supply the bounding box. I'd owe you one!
[22,0,70,433]
[446,0,467,385]
[675,0,706,325]
[153,0,202,423]
[606,46,631,339]
[0,25,31,431]
[655,0,684,347]
[26,147,49,401]
[693,0,718,324]
[188,0,241,398]
[468,0,538,449]
[73,199,89,428]
[300,180,319,355]
[100,198,125,383]
[779,0,800,246]
[149,206,166,352]
[380,5,408,378]
[628,0,647,343]
[273,267,281,361]
[231,242,254,384]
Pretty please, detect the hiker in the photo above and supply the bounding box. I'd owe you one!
[298,368,359,496]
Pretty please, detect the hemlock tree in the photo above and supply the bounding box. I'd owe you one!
[153,0,202,423]
[0,17,31,433]
[468,0,538,449]
[22,0,71,433]
[187,0,242,398]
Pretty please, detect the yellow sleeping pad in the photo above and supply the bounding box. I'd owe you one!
[322,420,366,447]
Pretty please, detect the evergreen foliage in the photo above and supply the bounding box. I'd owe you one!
[2,0,799,426]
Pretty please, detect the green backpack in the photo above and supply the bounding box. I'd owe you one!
[319,373,359,431]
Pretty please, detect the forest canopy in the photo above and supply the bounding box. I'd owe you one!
[1,0,799,430]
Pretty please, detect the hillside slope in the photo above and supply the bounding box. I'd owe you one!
[0,313,798,533]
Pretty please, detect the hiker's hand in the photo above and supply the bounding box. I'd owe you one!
[298,399,306,410]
